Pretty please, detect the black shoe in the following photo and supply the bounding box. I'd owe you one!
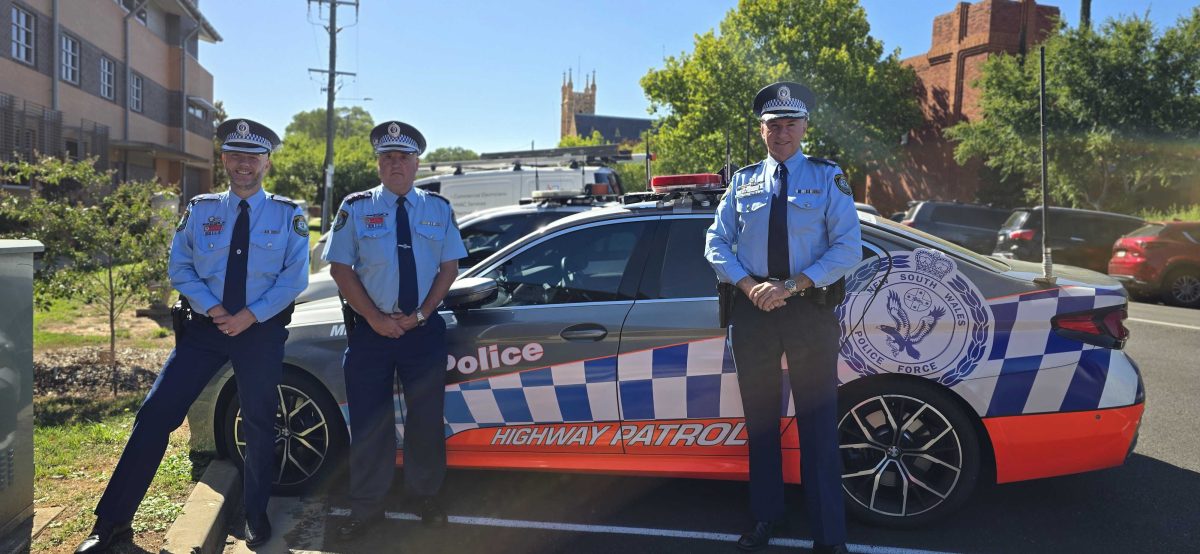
[737,521,775,552]
[813,544,849,554]
[418,496,447,528]
[74,520,132,553]
[336,513,382,540]
[244,514,272,548]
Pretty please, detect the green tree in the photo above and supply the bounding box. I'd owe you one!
[557,130,606,148]
[266,109,380,208]
[0,157,174,394]
[947,10,1200,212]
[424,146,479,163]
[641,0,921,184]
[211,100,229,192]
[285,106,375,140]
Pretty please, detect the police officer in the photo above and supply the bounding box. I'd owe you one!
[324,120,466,539]
[76,119,308,553]
[705,82,862,553]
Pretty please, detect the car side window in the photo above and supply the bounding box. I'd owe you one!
[655,218,719,299]
[480,221,650,307]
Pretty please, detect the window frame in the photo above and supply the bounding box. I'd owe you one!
[60,33,80,84]
[100,56,116,99]
[10,6,35,65]
[129,73,143,112]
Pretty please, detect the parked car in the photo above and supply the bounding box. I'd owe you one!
[1108,221,1200,307]
[854,202,880,215]
[899,201,1011,254]
[994,207,1145,273]
[191,178,1143,528]
[294,191,617,303]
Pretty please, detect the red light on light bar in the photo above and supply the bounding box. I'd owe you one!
[650,173,724,193]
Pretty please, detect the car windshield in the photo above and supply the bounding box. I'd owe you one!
[866,215,1010,272]
[1126,224,1165,238]
[1001,210,1029,229]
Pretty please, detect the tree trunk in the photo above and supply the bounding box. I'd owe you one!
[109,265,118,397]
[1081,0,1092,30]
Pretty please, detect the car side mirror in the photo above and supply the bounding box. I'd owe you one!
[443,277,498,311]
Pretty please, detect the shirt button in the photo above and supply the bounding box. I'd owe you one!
[803,203,812,208]
[267,243,272,248]
[208,243,214,248]
[236,249,243,255]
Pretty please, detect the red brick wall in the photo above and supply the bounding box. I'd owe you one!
[865,0,1060,214]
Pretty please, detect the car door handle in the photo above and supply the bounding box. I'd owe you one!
[560,324,607,342]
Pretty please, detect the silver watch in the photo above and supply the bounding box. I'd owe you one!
[783,278,798,295]
[415,311,427,326]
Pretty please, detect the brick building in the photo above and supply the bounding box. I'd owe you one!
[865,0,1060,214]
[1,0,220,198]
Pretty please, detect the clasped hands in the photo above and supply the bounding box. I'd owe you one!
[738,274,813,312]
[208,306,257,336]
[366,310,422,339]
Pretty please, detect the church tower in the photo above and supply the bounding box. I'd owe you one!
[560,70,597,138]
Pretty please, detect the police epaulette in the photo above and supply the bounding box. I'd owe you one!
[188,193,219,204]
[735,161,762,174]
[808,156,839,167]
[343,191,373,204]
[423,190,451,205]
[268,194,298,208]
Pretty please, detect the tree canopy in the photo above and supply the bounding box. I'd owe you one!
[558,130,606,148]
[424,146,480,163]
[641,0,922,182]
[266,108,379,209]
[284,106,376,141]
[946,9,1200,212]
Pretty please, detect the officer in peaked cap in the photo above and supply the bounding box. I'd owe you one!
[77,118,306,552]
[705,82,861,553]
[323,120,465,539]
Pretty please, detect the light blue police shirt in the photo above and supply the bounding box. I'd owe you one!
[321,184,467,314]
[705,152,862,287]
[170,188,311,320]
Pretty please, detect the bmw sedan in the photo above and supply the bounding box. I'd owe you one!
[190,181,1144,527]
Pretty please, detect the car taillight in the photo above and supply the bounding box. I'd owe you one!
[1008,229,1035,241]
[1052,306,1129,349]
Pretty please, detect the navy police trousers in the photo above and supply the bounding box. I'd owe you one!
[729,292,847,546]
[95,316,285,524]
[343,314,448,517]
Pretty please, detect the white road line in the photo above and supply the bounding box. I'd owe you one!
[328,508,959,554]
[1126,318,1200,331]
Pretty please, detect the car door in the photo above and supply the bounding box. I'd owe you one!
[439,217,658,454]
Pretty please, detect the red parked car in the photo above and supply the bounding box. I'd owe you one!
[1109,221,1200,308]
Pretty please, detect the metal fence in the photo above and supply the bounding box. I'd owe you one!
[0,93,109,168]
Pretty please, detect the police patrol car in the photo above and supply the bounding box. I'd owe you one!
[191,174,1144,527]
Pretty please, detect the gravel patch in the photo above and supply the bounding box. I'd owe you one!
[34,347,172,396]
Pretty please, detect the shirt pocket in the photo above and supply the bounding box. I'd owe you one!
[789,192,822,211]
[250,232,286,277]
[356,227,393,266]
[735,194,770,233]
[195,234,231,278]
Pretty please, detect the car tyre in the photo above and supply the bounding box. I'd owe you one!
[838,379,981,528]
[221,368,348,496]
[1162,268,1200,308]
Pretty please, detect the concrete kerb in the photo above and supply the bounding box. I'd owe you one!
[160,459,241,554]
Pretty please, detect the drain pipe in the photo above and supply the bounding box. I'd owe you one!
[1034,46,1056,286]
[179,24,200,199]
[51,0,59,111]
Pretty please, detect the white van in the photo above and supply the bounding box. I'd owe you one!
[414,166,622,216]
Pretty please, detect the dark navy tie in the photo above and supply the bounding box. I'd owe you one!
[222,199,249,314]
[396,198,418,314]
[767,164,791,279]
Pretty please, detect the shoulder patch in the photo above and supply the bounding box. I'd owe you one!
[807,156,839,167]
[175,205,191,233]
[188,193,219,204]
[834,173,852,196]
[269,194,298,208]
[333,209,349,232]
[343,191,373,205]
[292,214,310,237]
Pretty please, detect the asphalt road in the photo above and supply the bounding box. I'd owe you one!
[225,301,1200,554]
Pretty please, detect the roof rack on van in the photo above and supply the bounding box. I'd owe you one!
[518,190,621,207]
[423,144,641,174]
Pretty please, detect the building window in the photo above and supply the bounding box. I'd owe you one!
[100,57,116,99]
[10,6,35,65]
[60,35,80,84]
[116,0,148,25]
[65,139,80,159]
[129,74,143,112]
[187,105,207,121]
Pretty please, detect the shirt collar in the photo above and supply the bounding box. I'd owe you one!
[224,187,266,212]
[377,184,419,208]
[763,150,806,189]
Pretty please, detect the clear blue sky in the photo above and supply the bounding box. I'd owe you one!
[200,1,1195,154]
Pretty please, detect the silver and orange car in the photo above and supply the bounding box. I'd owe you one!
[191,176,1144,527]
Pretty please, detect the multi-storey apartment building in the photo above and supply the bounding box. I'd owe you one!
[1,0,220,196]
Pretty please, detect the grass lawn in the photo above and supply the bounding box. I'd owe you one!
[32,394,211,553]
[34,296,174,351]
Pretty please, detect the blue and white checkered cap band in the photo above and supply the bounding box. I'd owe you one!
[374,133,420,154]
[221,131,273,154]
[760,97,809,120]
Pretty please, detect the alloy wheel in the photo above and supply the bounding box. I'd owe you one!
[234,384,333,487]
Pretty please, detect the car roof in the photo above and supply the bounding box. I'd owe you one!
[1013,206,1144,221]
[914,200,1006,211]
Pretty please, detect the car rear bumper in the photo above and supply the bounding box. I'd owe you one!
[984,402,1144,484]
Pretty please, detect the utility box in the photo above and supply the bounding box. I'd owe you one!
[0,240,41,543]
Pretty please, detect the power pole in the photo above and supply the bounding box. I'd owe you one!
[307,0,358,233]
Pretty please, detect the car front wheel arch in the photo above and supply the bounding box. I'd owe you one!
[218,365,348,496]
[836,374,988,527]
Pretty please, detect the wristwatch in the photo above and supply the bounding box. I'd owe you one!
[783,278,799,296]
[415,311,427,326]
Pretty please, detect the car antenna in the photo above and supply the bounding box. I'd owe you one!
[532,140,540,191]
[1034,46,1056,286]
[724,129,732,185]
